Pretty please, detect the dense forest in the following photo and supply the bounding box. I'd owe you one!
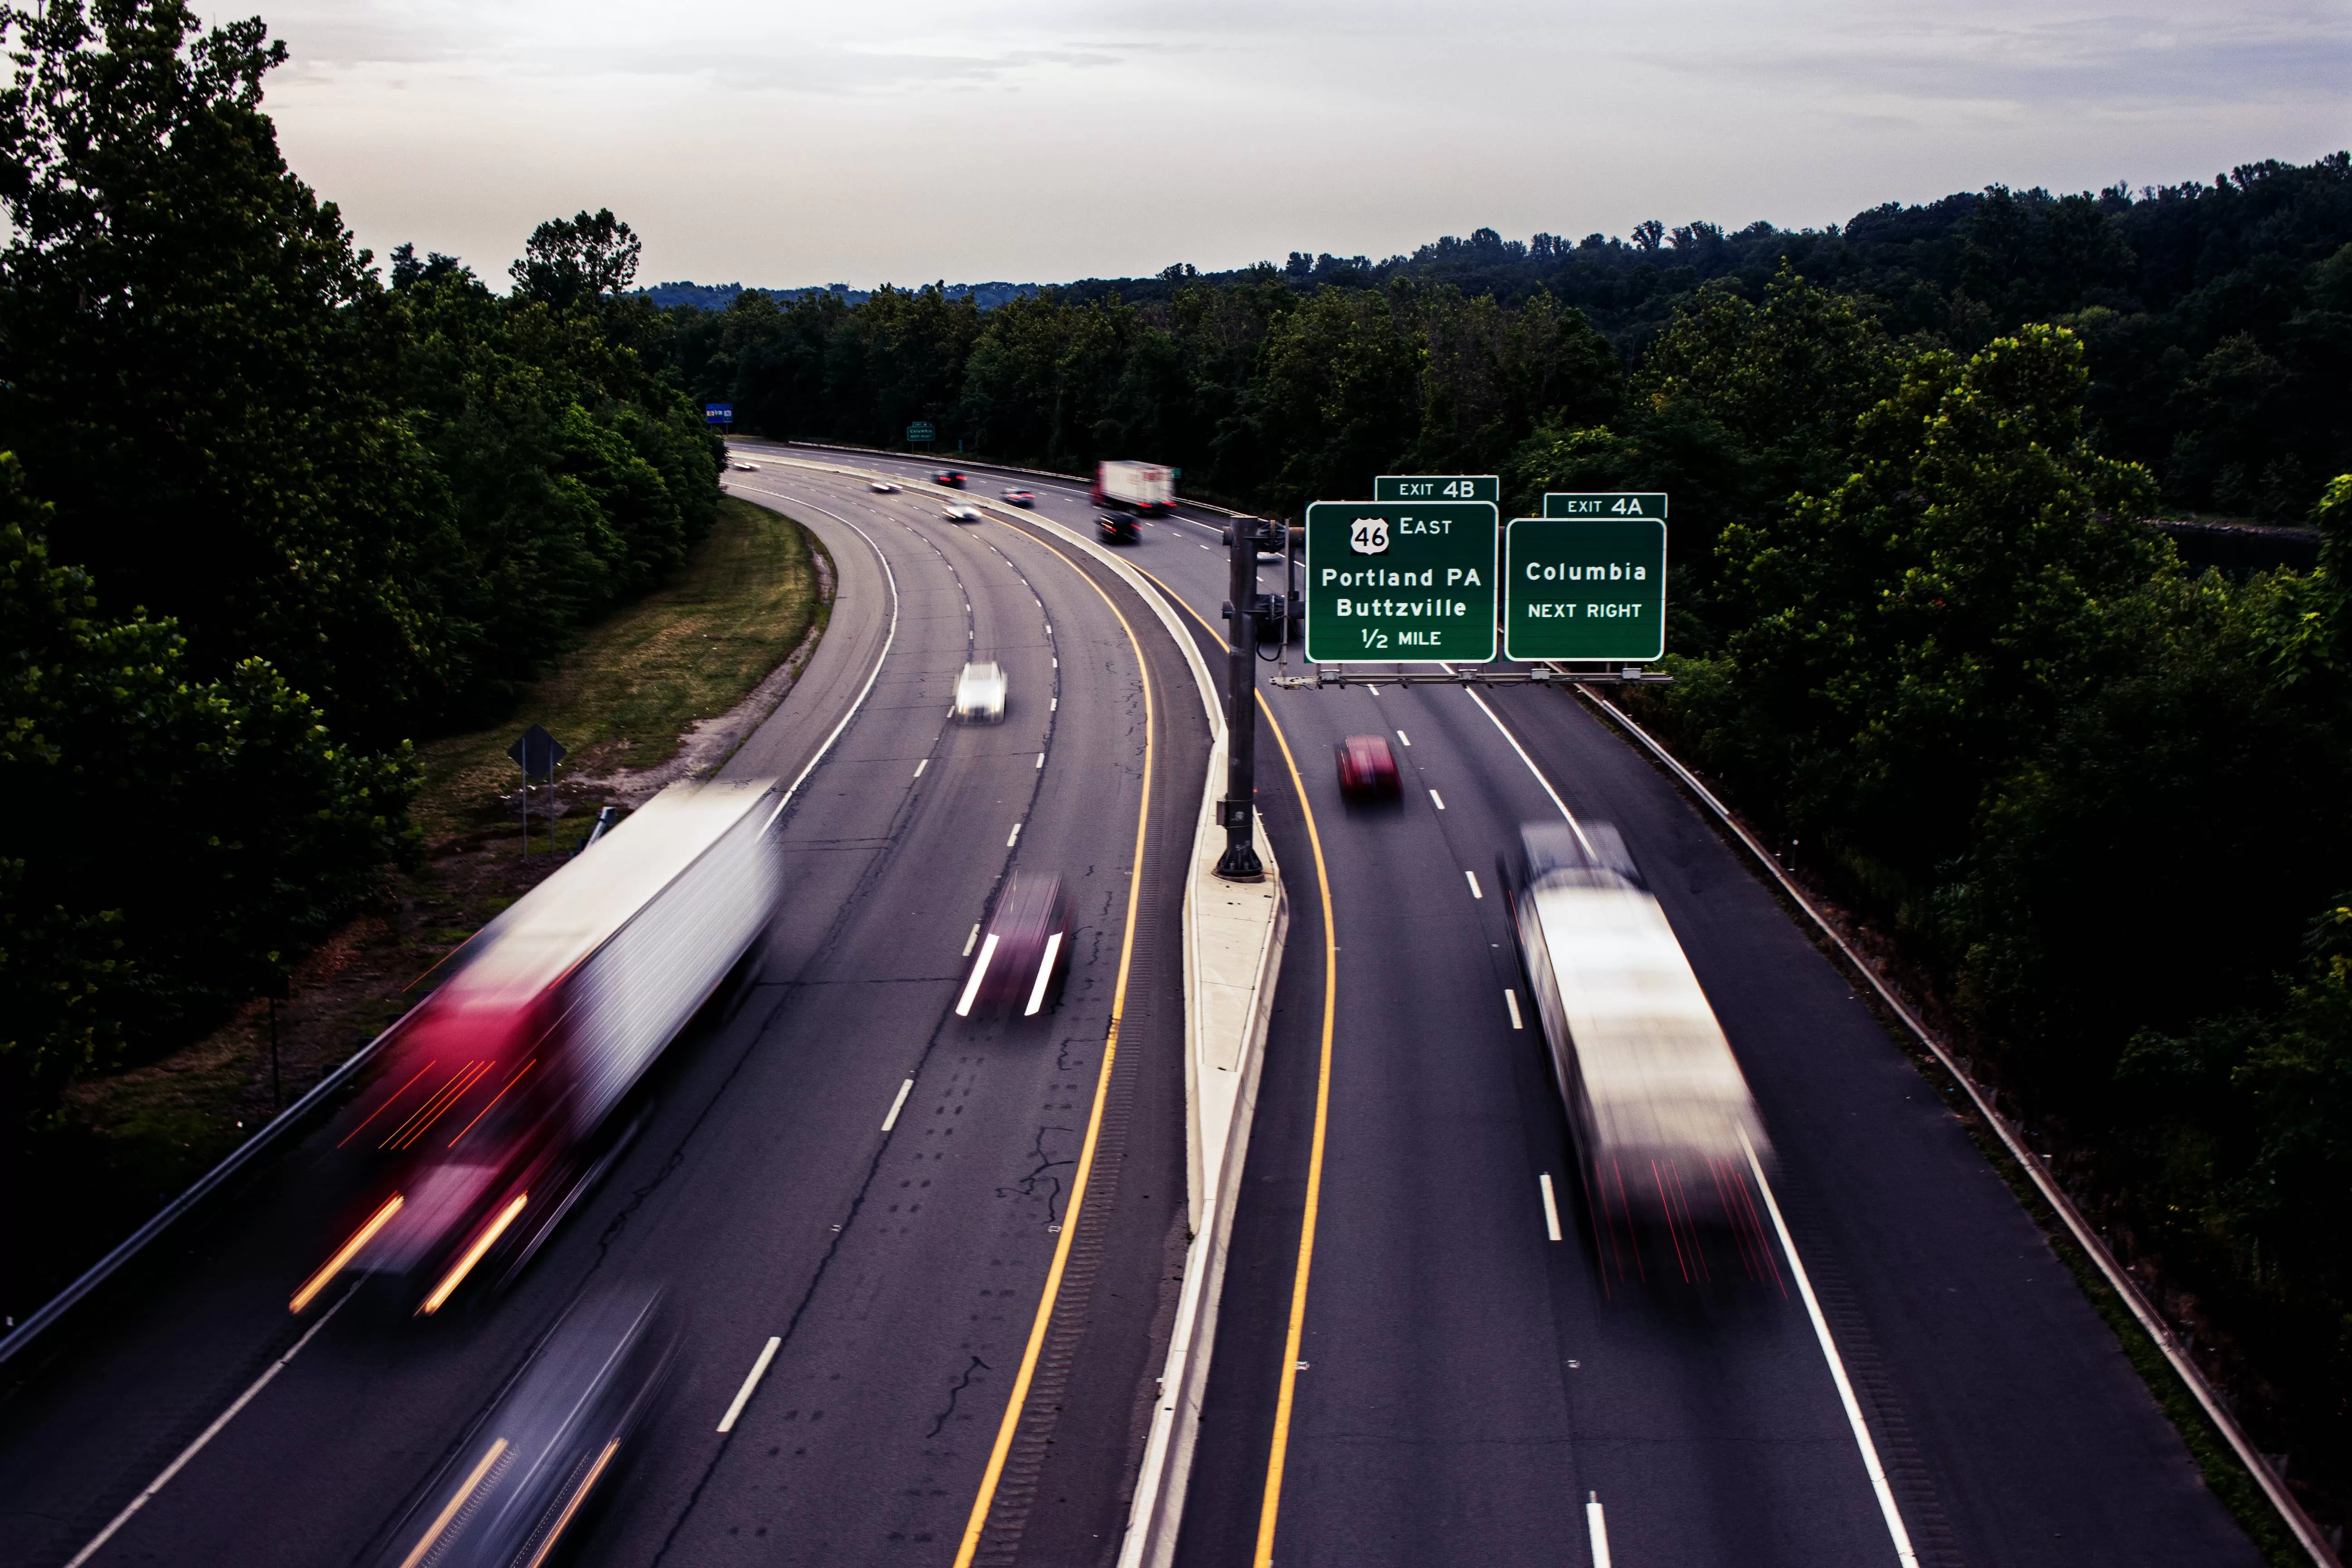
[664,155,2351,526]
[656,157,2352,1529]
[0,3,720,1126]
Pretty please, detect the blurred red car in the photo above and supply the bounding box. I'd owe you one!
[1335,734,1401,803]
[956,873,1072,1018]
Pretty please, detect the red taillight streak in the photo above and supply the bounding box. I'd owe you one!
[383,1060,492,1150]
[372,1061,472,1149]
[339,1061,439,1148]
[446,1059,536,1149]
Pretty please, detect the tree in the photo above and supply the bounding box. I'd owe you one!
[0,0,467,743]
[0,454,414,1106]
[510,207,643,309]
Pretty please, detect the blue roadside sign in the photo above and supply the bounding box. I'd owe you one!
[704,403,733,425]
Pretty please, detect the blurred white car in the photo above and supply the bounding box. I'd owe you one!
[870,480,898,493]
[943,503,982,523]
[954,661,1007,722]
[731,461,759,471]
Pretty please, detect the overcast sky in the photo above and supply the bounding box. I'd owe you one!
[220,0,2352,289]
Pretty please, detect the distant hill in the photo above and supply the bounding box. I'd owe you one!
[637,279,1038,312]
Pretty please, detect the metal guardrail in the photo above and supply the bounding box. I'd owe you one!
[0,1019,406,1368]
[1572,680,2341,1568]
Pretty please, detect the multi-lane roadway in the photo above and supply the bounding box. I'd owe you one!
[0,466,1206,1567]
[0,441,2267,1568]
[753,445,2264,1568]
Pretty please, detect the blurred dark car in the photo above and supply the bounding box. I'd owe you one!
[956,872,1072,1018]
[1001,488,1035,507]
[1335,734,1401,804]
[1097,512,1137,544]
[377,1285,675,1568]
[931,470,966,488]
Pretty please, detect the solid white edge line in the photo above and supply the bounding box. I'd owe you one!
[1574,684,2339,1566]
[963,923,980,957]
[1450,675,1597,857]
[956,934,1000,1017]
[1007,821,1022,847]
[1740,1126,1920,1567]
[1586,1492,1612,1568]
[1465,869,1483,900]
[715,1336,783,1434]
[1024,932,1064,1016]
[746,493,902,838]
[65,1284,358,1568]
[1539,1173,1563,1242]
[881,1078,915,1133]
[1504,988,1524,1030]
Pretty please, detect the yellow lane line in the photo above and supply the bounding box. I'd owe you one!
[1127,562,1339,1567]
[950,521,1158,1568]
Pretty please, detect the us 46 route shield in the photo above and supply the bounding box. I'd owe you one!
[1304,500,1498,663]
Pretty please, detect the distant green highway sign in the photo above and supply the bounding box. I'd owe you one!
[1375,474,1499,504]
[1504,516,1667,661]
[906,421,937,443]
[1304,500,1498,663]
[1543,491,1667,520]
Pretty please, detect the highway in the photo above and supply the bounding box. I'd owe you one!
[766,445,2266,1568]
[0,433,2269,1568]
[0,467,1207,1567]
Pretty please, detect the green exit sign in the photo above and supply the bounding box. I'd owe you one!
[1504,517,1666,661]
[1377,474,1498,503]
[1543,491,1667,519]
[1304,500,1498,663]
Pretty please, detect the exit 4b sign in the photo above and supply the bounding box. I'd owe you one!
[1376,474,1498,504]
[1304,500,1498,663]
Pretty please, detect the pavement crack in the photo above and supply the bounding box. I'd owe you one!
[1000,1123,1078,1222]
[927,1356,991,1440]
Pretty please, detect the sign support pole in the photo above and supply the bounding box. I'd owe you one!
[1216,519,1265,881]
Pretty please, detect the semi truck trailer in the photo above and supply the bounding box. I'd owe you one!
[294,779,784,1319]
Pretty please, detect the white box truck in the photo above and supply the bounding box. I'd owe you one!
[1093,460,1175,514]
[1504,820,1781,1292]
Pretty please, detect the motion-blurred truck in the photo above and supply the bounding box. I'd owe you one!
[1092,460,1174,515]
[293,780,784,1320]
[1504,820,1780,1291]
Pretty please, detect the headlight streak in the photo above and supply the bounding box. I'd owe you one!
[289,1194,403,1313]
[1024,933,1063,1016]
[522,1439,620,1568]
[956,935,1000,1017]
[397,1438,511,1568]
[418,1194,529,1316]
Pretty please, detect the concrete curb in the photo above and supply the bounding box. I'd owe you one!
[1122,743,1284,1568]
[756,451,1286,1568]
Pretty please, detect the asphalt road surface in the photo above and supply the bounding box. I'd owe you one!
[764,444,2264,1568]
[0,466,1206,1568]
